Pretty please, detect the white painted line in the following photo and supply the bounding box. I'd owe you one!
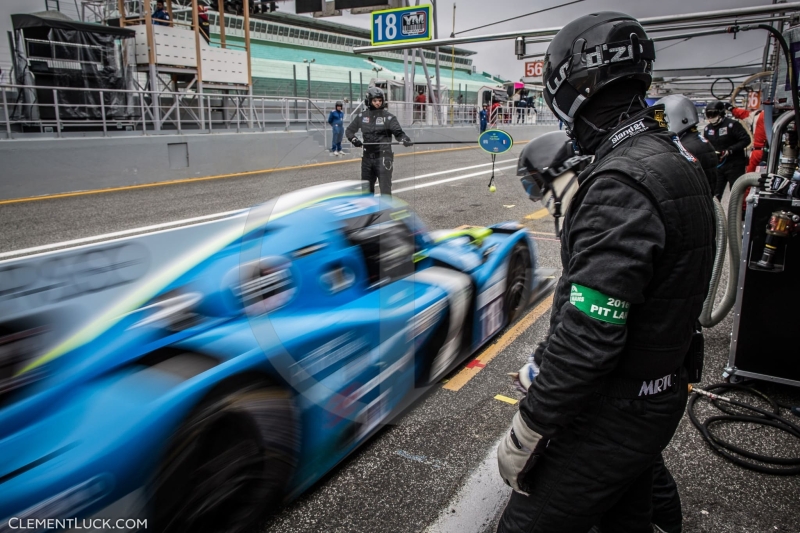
[0,209,246,260]
[394,165,517,193]
[425,437,511,533]
[393,159,516,184]
[0,163,515,260]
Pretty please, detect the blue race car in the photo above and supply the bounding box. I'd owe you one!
[0,182,554,533]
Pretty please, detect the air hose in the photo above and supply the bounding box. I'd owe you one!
[698,173,762,328]
[688,383,800,475]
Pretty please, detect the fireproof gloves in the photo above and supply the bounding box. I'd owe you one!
[497,411,546,495]
[402,136,413,147]
[350,137,363,148]
[510,359,539,394]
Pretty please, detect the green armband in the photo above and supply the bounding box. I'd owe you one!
[569,283,630,325]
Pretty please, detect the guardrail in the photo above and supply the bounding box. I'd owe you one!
[0,84,558,140]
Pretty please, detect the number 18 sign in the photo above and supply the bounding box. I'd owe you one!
[371,4,432,46]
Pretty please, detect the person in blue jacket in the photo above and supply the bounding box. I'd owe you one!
[152,0,170,26]
[328,101,345,156]
[479,104,489,132]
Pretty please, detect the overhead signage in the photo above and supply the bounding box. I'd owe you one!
[336,0,390,9]
[524,61,543,78]
[371,5,432,46]
[296,0,323,13]
[747,90,762,110]
[479,129,513,154]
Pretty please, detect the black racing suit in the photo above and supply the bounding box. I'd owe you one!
[499,108,715,533]
[703,117,751,199]
[680,127,719,196]
[345,106,410,196]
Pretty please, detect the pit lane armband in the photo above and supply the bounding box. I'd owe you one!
[569,284,629,325]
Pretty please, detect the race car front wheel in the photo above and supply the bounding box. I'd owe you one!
[504,241,531,324]
[151,381,299,533]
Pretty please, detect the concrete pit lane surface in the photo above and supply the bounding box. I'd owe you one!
[2,146,799,533]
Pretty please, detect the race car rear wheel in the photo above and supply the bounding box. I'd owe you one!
[504,241,531,324]
[151,381,299,533]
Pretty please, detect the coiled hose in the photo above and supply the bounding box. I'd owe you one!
[688,383,800,475]
[699,173,762,328]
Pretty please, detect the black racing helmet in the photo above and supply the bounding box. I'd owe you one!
[365,86,387,108]
[542,12,655,125]
[517,131,592,201]
[705,100,726,120]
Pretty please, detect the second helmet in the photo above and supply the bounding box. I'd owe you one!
[656,94,699,136]
[365,87,387,108]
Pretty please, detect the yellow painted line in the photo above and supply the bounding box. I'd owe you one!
[443,294,554,392]
[529,231,556,236]
[524,208,550,220]
[0,145,480,206]
[494,394,519,405]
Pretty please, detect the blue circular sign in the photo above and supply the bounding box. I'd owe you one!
[478,129,514,154]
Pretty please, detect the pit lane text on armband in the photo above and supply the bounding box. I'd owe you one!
[569,283,629,324]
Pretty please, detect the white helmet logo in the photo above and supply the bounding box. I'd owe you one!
[547,61,570,95]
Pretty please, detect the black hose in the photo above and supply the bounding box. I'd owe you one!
[688,383,800,475]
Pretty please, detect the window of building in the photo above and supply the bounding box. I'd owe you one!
[236,18,243,30]
[300,30,309,39]
[318,33,328,43]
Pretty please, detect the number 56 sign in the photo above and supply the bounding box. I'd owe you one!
[372,5,432,46]
[525,61,544,78]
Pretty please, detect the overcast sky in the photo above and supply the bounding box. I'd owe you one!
[281,0,773,81]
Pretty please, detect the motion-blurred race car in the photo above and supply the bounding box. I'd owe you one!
[0,182,554,532]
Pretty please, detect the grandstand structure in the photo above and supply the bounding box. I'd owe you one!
[170,10,506,103]
[0,0,527,139]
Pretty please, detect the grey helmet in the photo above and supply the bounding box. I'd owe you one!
[365,86,387,109]
[335,100,343,107]
[656,94,699,135]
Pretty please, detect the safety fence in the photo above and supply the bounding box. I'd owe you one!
[0,84,558,140]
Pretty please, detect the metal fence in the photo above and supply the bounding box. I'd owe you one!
[0,84,558,141]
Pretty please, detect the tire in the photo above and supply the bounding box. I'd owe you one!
[151,383,299,533]
[503,241,531,324]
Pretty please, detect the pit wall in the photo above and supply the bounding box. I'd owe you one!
[0,125,557,201]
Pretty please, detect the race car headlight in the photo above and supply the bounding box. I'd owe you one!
[0,325,49,402]
[129,290,203,332]
[239,256,296,316]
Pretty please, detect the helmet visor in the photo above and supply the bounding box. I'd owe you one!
[705,108,721,119]
[520,173,547,202]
